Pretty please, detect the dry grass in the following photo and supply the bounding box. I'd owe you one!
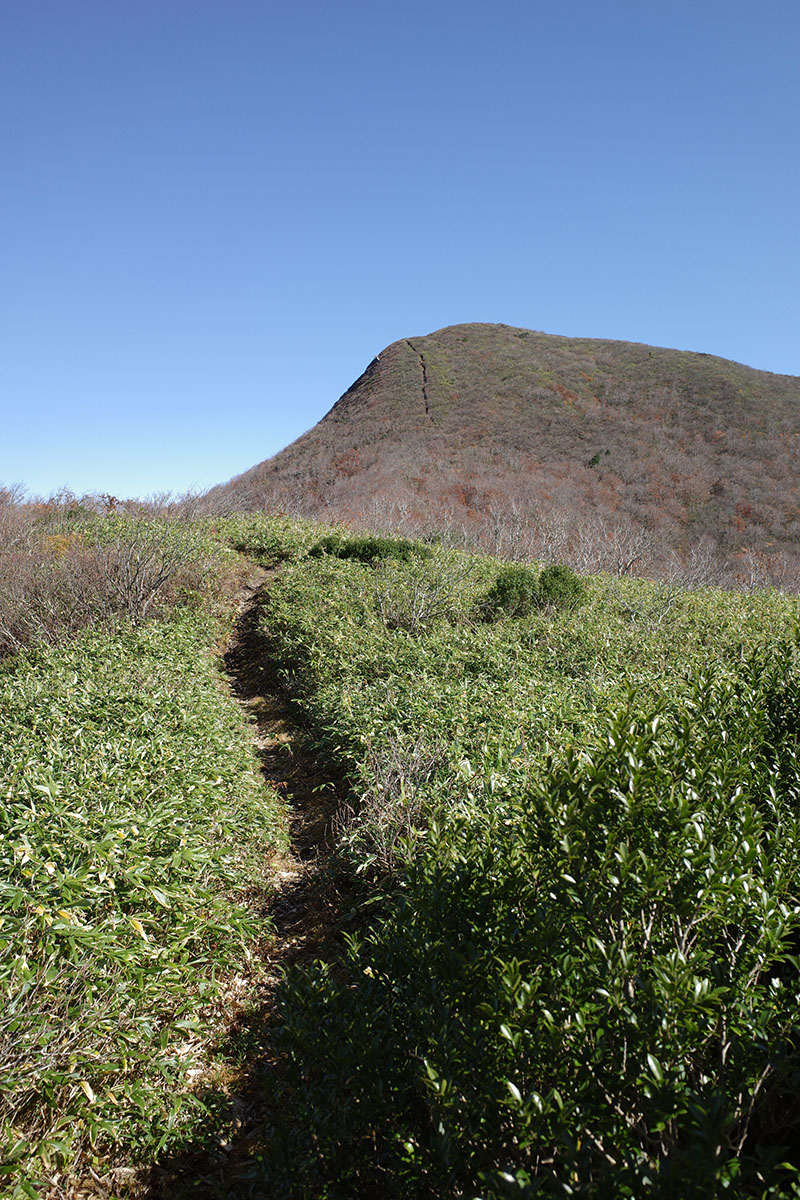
[333,736,446,876]
[0,489,216,659]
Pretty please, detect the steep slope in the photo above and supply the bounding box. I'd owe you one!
[218,323,800,582]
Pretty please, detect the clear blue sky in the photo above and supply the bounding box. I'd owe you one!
[3,0,799,499]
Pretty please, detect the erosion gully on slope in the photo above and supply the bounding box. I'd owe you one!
[134,566,351,1199]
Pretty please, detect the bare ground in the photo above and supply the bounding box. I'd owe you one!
[68,568,353,1200]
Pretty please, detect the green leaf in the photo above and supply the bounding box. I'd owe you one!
[646,1053,664,1083]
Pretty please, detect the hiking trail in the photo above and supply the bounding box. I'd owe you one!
[142,565,349,1198]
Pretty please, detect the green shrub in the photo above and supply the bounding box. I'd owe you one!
[260,646,800,1198]
[480,564,541,618]
[536,561,586,609]
[246,541,800,1196]
[220,512,325,564]
[0,608,285,1189]
[309,533,431,565]
[481,563,586,620]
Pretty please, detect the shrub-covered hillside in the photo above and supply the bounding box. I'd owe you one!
[228,517,800,1199]
[3,504,800,1198]
[216,324,800,589]
[0,501,289,1196]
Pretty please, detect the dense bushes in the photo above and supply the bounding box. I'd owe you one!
[5,510,800,1195]
[0,608,285,1191]
[221,517,432,570]
[481,562,586,619]
[224,511,326,564]
[241,524,800,1197]
[0,492,220,658]
[537,561,587,607]
[480,563,540,617]
[309,532,432,564]
[264,646,800,1198]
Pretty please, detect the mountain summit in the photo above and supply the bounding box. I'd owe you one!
[219,323,800,581]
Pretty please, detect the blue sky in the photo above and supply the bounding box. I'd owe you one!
[3,0,799,499]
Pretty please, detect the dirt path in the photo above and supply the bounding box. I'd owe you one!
[223,566,343,956]
[142,567,350,1198]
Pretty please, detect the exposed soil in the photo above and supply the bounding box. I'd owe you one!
[106,567,353,1199]
[406,338,433,421]
[220,566,347,963]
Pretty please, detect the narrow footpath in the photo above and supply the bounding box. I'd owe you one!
[223,566,341,944]
[145,567,349,1199]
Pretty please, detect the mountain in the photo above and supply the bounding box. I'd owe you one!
[217,323,800,584]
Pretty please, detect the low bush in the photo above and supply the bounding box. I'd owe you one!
[263,644,800,1198]
[310,533,431,565]
[0,484,35,550]
[536,561,586,608]
[0,545,108,657]
[481,562,586,620]
[0,608,285,1191]
[221,511,326,565]
[333,736,446,877]
[248,537,800,1196]
[0,505,219,659]
[480,563,541,618]
[374,552,479,633]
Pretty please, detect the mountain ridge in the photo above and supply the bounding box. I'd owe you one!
[216,323,800,585]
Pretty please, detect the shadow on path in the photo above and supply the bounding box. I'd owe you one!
[138,568,354,1199]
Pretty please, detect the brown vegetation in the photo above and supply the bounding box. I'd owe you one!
[213,324,800,589]
[0,488,216,658]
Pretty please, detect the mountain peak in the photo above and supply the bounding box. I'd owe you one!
[215,324,800,584]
